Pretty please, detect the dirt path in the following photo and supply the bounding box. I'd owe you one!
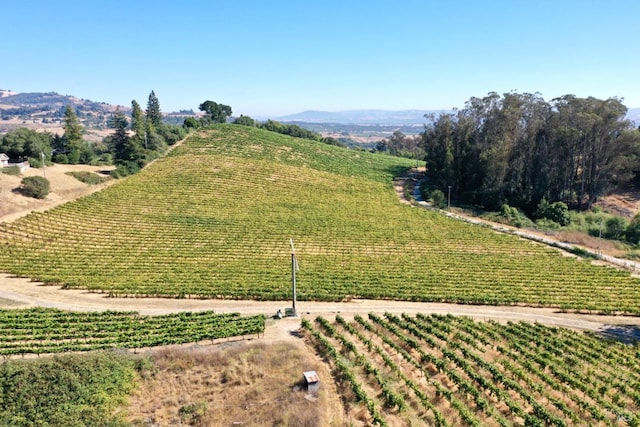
[1,276,639,339]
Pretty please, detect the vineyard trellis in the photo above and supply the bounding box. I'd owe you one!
[1,125,640,313]
[303,313,640,427]
[0,308,265,356]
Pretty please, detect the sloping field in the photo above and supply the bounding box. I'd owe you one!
[1,125,640,313]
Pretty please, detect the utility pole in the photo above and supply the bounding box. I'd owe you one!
[447,186,452,209]
[40,152,46,179]
[290,239,299,317]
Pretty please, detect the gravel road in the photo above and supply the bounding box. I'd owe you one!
[2,274,639,342]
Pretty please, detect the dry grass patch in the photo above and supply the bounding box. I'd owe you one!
[126,341,346,426]
[556,230,625,257]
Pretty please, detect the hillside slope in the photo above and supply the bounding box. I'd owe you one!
[1,125,640,313]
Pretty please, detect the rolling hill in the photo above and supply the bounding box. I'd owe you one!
[1,125,640,313]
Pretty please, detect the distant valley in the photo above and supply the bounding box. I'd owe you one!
[2,90,638,145]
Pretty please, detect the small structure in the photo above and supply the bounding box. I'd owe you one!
[303,370,320,393]
[0,153,29,172]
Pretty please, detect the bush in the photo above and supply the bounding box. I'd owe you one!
[535,198,570,226]
[626,214,640,245]
[183,117,200,129]
[498,203,533,228]
[605,216,628,240]
[233,115,256,127]
[430,189,446,209]
[65,171,109,185]
[19,176,50,199]
[52,153,69,164]
[112,162,140,178]
[535,218,562,230]
[546,201,571,226]
[1,165,21,176]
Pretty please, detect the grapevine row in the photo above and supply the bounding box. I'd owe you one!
[0,308,264,356]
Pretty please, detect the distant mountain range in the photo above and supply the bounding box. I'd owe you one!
[0,90,127,114]
[1,90,639,127]
[273,110,448,125]
[276,108,640,126]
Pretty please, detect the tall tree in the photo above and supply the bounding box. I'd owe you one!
[146,90,162,129]
[130,100,147,149]
[62,105,84,163]
[199,100,232,124]
[131,100,145,136]
[421,92,640,212]
[0,128,52,162]
[110,109,131,161]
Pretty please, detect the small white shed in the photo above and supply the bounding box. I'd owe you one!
[0,153,8,168]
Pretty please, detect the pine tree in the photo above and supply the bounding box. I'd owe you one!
[62,105,84,163]
[131,100,147,149]
[110,109,130,161]
[146,90,162,129]
[131,100,145,136]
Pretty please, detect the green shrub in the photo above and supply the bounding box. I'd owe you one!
[0,352,137,426]
[535,198,570,226]
[112,161,141,178]
[626,214,640,245]
[1,165,21,176]
[605,216,628,240]
[430,189,446,209]
[19,176,50,199]
[535,218,562,230]
[52,153,69,164]
[27,157,42,168]
[498,203,534,228]
[546,201,571,226]
[65,171,109,185]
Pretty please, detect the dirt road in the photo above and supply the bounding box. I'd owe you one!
[1,274,639,340]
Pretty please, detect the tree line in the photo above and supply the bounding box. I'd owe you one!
[0,91,187,177]
[421,92,640,214]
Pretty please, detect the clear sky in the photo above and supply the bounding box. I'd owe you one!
[3,0,639,116]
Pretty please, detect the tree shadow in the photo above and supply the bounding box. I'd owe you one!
[596,324,640,344]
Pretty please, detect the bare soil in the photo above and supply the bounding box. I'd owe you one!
[596,187,640,218]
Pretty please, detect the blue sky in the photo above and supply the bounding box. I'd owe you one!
[3,0,639,116]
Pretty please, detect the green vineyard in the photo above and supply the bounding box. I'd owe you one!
[303,313,640,426]
[0,308,264,355]
[1,125,640,312]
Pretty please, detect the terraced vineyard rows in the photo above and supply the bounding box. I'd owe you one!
[1,125,640,313]
[303,313,640,426]
[0,308,264,355]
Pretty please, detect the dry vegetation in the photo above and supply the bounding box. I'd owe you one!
[0,163,114,222]
[126,341,346,427]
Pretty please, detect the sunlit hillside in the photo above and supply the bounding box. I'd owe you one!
[1,125,640,313]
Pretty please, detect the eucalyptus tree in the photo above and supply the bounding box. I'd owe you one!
[421,92,640,212]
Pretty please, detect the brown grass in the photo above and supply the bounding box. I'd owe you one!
[125,341,347,426]
[555,230,625,256]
